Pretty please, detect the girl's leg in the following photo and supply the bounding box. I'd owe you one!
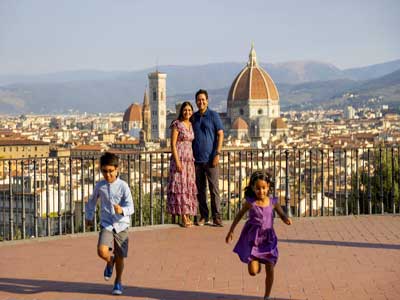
[248,259,260,276]
[114,255,124,284]
[264,262,274,299]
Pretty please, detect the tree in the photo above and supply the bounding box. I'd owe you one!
[351,148,399,214]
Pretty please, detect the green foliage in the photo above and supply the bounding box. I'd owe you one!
[130,184,168,226]
[351,149,399,213]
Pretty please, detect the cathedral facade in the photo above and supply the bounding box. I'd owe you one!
[226,45,287,144]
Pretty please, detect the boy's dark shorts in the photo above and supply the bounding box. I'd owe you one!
[98,227,129,258]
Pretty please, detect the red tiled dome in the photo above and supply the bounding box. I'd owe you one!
[232,117,249,130]
[228,45,279,103]
[123,103,142,122]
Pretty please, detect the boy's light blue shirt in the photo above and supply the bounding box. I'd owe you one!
[85,177,134,233]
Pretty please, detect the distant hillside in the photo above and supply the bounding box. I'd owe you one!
[0,60,399,114]
[201,70,400,112]
[343,59,400,81]
[281,69,400,110]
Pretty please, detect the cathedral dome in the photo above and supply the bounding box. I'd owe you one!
[123,103,142,123]
[232,117,249,130]
[227,44,279,103]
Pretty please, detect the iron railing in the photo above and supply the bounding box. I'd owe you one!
[0,146,399,241]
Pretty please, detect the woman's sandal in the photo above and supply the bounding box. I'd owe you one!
[180,216,193,228]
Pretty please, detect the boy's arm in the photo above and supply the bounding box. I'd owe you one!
[116,182,134,216]
[86,184,99,221]
[274,203,292,225]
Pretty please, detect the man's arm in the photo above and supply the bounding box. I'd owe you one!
[212,129,224,167]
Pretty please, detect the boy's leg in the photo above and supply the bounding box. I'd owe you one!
[248,259,260,276]
[98,228,115,281]
[114,255,124,284]
[264,262,274,298]
[97,228,114,263]
[113,228,129,284]
[98,245,113,262]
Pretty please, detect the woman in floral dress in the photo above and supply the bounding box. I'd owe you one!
[167,101,198,227]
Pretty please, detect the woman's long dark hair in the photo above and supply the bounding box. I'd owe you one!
[177,101,194,121]
[244,171,274,198]
[170,101,194,128]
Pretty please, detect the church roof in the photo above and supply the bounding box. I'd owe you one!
[227,44,279,103]
[123,103,142,123]
[271,117,287,129]
[232,117,249,130]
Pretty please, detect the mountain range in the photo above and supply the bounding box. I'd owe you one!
[0,59,399,114]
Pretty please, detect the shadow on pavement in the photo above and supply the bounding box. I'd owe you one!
[281,239,400,250]
[0,277,295,300]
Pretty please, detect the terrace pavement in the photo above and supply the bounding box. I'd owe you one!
[0,215,400,300]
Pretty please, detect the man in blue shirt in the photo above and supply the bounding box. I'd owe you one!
[192,89,224,226]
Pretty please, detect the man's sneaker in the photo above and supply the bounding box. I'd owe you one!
[104,256,114,281]
[213,217,223,227]
[112,282,123,295]
[196,218,206,226]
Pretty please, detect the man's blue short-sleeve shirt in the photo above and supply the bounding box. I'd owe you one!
[191,108,224,163]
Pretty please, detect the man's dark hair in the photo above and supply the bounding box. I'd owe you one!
[195,89,208,100]
[100,152,119,167]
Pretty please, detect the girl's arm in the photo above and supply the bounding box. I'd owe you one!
[225,201,251,243]
[170,126,182,172]
[274,202,292,225]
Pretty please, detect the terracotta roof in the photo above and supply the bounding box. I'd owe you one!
[123,103,142,123]
[72,145,103,151]
[113,140,139,145]
[232,117,249,130]
[227,45,279,103]
[271,117,287,129]
[0,139,49,146]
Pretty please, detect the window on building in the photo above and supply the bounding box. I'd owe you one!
[153,91,156,101]
[258,109,263,115]
[240,109,244,115]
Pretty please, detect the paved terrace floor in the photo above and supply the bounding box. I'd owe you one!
[0,215,400,300]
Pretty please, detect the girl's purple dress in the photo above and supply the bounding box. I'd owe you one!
[167,120,198,216]
[233,196,279,265]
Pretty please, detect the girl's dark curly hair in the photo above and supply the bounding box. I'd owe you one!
[244,170,274,198]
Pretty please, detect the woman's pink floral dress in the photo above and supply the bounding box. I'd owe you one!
[167,120,198,216]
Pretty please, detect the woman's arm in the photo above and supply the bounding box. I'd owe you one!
[274,203,292,225]
[225,201,251,243]
[170,126,182,172]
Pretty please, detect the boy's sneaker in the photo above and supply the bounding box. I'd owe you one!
[112,282,123,295]
[104,256,114,281]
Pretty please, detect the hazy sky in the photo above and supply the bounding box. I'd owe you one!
[1,0,399,74]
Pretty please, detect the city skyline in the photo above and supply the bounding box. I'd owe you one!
[0,0,399,75]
